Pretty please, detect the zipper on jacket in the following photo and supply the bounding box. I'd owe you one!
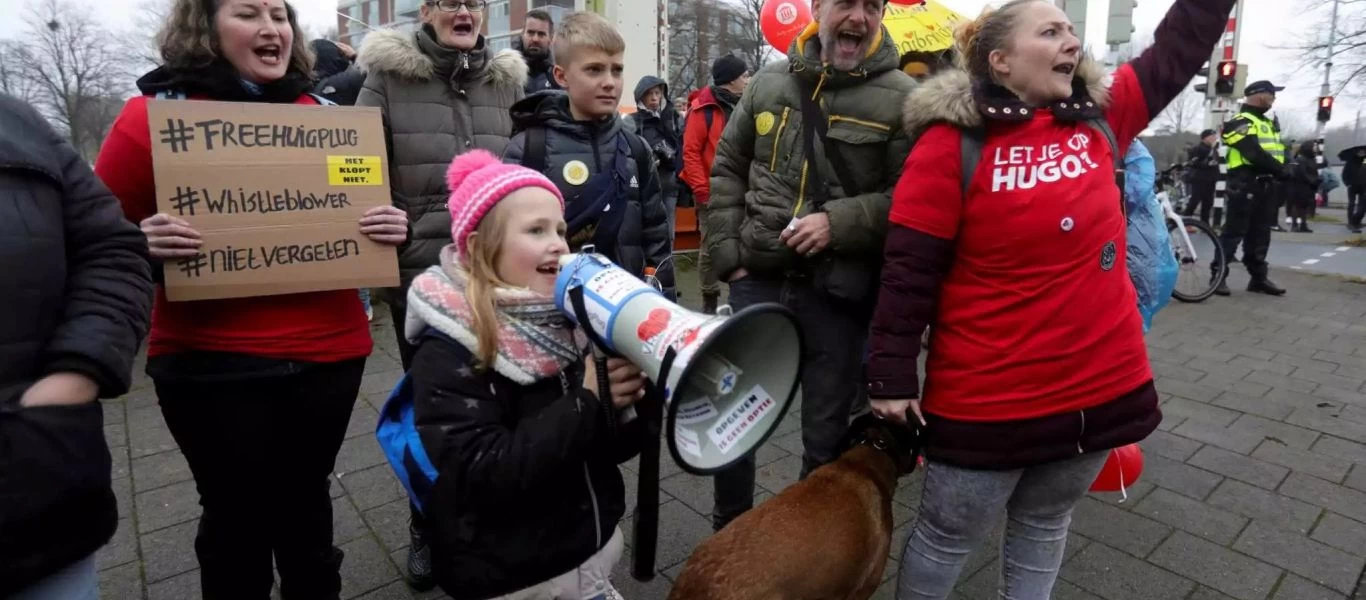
[1076,409,1087,454]
[769,107,791,172]
[828,115,892,132]
[583,463,602,548]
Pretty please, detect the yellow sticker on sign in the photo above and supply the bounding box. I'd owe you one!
[327,155,383,186]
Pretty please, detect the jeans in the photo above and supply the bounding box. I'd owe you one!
[898,452,1109,600]
[154,358,364,600]
[358,288,372,316]
[9,555,98,600]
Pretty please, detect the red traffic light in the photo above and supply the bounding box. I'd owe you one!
[1320,96,1334,109]
[1219,61,1236,78]
[1214,61,1237,96]
[1319,96,1334,123]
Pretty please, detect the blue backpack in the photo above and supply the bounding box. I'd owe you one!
[374,331,446,514]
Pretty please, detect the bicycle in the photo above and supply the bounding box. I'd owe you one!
[1156,189,1225,302]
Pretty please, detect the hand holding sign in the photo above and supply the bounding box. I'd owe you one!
[359,205,409,246]
[141,213,203,259]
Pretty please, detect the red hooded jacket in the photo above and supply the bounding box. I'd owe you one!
[680,87,729,205]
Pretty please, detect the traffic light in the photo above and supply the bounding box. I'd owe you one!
[1215,61,1237,96]
[1106,0,1137,45]
[1319,96,1334,123]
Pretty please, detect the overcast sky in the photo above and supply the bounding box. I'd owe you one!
[1,0,1355,133]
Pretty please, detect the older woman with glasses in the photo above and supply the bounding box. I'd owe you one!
[354,0,527,590]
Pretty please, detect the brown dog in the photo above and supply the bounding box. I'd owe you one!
[668,415,920,600]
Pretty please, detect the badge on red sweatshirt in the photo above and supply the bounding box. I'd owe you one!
[1100,240,1117,271]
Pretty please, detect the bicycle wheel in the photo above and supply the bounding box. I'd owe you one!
[1168,216,1225,303]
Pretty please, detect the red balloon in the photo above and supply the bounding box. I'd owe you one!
[1089,444,1144,493]
[760,0,813,52]
[887,0,923,5]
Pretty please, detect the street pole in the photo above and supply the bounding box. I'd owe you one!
[1315,0,1340,176]
[1210,0,1243,230]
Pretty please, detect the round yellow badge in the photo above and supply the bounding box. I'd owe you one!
[563,160,589,186]
[755,112,776,136]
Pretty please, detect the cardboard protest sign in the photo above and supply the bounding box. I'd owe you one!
[147,100,399,301]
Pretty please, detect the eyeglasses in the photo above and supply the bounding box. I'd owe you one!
[427,0,486,13]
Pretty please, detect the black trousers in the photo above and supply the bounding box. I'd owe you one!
[712,276,870,527]
[1215,175,1277,281]
[155,358,365,600]
[1348,186,1365,227]
[1183,179,1216,224]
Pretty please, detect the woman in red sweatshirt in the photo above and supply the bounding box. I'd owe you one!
[93,0,407,597]
[864,0,1237,598]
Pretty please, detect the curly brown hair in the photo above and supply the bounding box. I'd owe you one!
[157,0,313,76]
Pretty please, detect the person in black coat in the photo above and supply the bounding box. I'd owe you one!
[1287,142,1322,233]
[0,93,153,597]
[1184,129,1220,224]
[625,75,684,239]
[1344,146,1366,232]
[311,39,366,106]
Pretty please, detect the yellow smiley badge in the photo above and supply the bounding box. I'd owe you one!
[755,111,776,136]
[563,160,590,186]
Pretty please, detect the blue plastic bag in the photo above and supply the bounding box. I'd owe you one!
[1123,140,1178,332]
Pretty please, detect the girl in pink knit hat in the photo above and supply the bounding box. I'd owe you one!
[401,150,645,600]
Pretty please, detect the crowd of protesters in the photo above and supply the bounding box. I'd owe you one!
[0,0,1244,598]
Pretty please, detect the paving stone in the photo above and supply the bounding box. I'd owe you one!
[1187,587,1239,600]
[1213,391,1296,421]
[98,562,144,600]
[1188,445,1291,489]
[104,421,128,448]
[1313,436,1366,465]
[1199,374,1276,402]
[653,500,717,570]
[1275,352,1341,374]
[1279,472,1366,525]
[354,580,447,599]
[96,518,139,571]
[1068,497,1171,558]
[1313,386,1366,410]
[771,428,804,457]
[1253,440,1353,482]
[127,405,178,458]
[613,546,677,600]
[1154,361,1209,384]
[340,536,401,599]
[334,495,369,545]
[334,435,388,475]
[1064,542,1195,600]
[1228,414,1322,450]
[1207,480,1321,534]
[1233,521,1365,595]
[110,444,130,480]
[1143,454,1225,500]
[148,570,202,600]
[1132,488,1248,545]
[103,398,127,425]
[346,403,379,440]
[365,498,413,553]
[135,479,202,533]
[359,369,404,397]
[1288,407,1366,445]
[141,519,200,583]
[1157,379,1225,403]
[1294,368,1366,393]
[754,454,802,496]
[1272,574,1349,600]
[1187,357,1253,381]
[1160,397,1241,426]
[1347,464,1366,493]
[132,449,193,493]
[658,472,717,517]
[1149,531,1281,600]
[340,465,406,511]
[383,548,450,600]
[1245,370,1319,394]
[1311,512,1366,556]
[1231,355,1297,377]
[1173,420,1266,455]
[112,476,132,520]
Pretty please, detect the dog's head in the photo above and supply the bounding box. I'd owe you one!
[843,413,923,476]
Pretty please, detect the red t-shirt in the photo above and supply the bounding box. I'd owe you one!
[889,65,1153,422]
[95,94,373,362]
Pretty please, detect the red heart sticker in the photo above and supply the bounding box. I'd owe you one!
[637,308,672,341]
[680,327,701,348]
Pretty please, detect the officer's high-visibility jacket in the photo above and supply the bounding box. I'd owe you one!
[1222,106,1285,176]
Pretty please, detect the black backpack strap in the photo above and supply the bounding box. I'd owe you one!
[798,87,863,203]
[623,131,652,185]
[521,126,548,173]
[959,127,985,199]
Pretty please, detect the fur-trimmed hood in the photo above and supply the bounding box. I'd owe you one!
[357,27,528,90]
[901,56,1110,135]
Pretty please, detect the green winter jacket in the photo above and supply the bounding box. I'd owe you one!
[704,23,916,280]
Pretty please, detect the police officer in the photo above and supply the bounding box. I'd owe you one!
[1213,80,1288,297]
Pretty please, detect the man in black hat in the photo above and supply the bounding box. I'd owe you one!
[1344,146,1366,232]
[1213,80,1288,297]
[1184,128,1220,224]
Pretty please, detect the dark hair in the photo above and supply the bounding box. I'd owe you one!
[158,0,313,76]
[526,8,554,31]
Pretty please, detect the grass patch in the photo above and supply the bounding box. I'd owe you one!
[1310,214,1343,223]
[1337,237,1366,247]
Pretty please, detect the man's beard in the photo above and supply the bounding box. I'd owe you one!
[524,44,547,59]
[818,30,866,72]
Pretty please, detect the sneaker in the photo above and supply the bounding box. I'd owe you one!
[406,523,435,591]
[1213,278,1231,297]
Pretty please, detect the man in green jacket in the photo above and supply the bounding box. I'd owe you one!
[703,0,915,531]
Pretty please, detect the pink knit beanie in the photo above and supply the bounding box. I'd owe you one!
[445,150,565,257]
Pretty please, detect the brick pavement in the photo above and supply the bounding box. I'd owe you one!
[97,265,1366,599]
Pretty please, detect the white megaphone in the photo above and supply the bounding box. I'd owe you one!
[554,251,803,474]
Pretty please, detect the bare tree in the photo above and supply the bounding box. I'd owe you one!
[1154,87,1204,134]
[17,0,135,160]
[0,41,40,104]
[131,0,172,73]
[1282,0,1366,97]
[724,0,776,73]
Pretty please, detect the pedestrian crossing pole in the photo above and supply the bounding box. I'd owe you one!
[1205,0,1243,230]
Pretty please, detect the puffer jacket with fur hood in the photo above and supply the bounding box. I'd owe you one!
[864,0,1238,470]
[357,27,528,296]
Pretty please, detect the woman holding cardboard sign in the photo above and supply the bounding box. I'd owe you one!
[93,0,406,598]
